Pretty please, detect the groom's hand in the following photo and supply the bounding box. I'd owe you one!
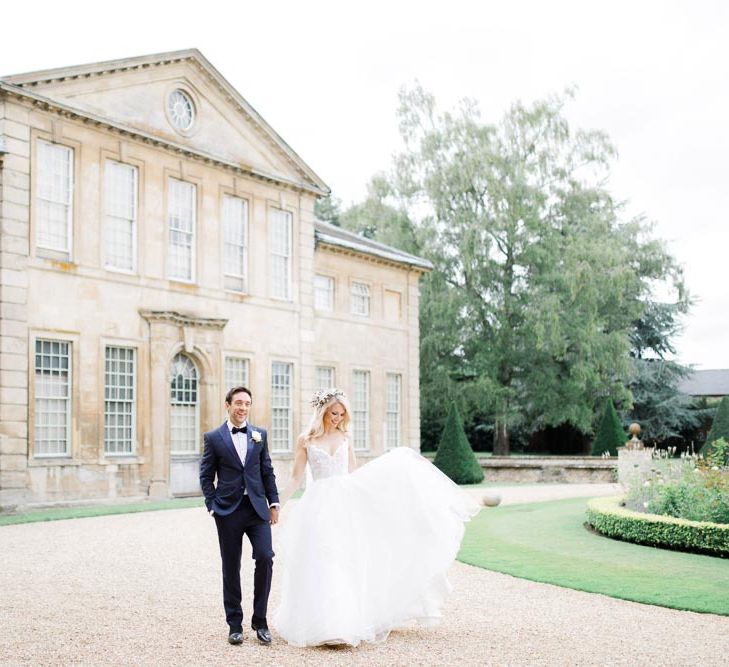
[269,506,280,525]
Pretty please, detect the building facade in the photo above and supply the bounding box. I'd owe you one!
[0,50,430,509]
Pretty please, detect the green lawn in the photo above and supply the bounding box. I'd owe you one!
[459,497,729,615]
[0,491,309,527]
[0,497,203,526]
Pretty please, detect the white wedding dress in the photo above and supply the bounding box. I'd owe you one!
[272,443,480,647]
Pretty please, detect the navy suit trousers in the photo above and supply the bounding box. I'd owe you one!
[214,495,274,630]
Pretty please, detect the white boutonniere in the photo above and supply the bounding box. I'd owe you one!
[251,430,262,443]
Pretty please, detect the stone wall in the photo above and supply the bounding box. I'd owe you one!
[480,457,617,483]
[0,98,31,509]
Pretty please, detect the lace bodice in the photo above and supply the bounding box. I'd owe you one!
[306,440,349,481]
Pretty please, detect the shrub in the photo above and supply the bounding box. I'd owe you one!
[586,496,729,557]
[623,446,729,524]
[433,402,485,484]
[591,399,625,456]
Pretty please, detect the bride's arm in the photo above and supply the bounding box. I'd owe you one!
[348,437,357,473]
[279,436,308,506]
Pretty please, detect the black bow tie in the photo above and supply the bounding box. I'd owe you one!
[231,426,247,435]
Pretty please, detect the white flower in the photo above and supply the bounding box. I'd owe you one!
[643,501,649,509]
[251,430,262,443]
[643,481,651,487]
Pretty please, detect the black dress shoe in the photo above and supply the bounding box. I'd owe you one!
[251,623,272,645]
[228,630,243,645]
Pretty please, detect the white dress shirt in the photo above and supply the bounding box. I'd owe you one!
[227,419,248,467]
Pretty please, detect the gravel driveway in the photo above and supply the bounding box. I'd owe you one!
[1,484,727,666]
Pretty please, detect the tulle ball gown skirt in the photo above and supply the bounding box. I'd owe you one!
[272,447,480,647]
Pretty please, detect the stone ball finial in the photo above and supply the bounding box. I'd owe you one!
[629,423,641,437]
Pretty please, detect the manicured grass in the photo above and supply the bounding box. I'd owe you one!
[0,492,305,527]
[459,497,729,615]
[0,497,203,526]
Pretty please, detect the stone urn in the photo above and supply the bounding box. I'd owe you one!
[626,422,644,450]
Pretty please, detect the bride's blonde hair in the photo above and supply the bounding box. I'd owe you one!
[302,389,350,442]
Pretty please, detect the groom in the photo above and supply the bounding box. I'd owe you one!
[199,386,280,645]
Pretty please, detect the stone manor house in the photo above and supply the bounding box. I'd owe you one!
[0,50,430,508]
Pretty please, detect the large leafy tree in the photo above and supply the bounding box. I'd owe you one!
[338,86,687,455]
[314,193,342,226]
[628,299,701,447]
[390,86,657,454]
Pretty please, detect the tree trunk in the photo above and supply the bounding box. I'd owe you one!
[493,419,511,455]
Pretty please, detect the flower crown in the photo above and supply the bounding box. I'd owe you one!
[310,388,346,410]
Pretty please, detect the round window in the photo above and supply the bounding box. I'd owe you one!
[167,89,195,131]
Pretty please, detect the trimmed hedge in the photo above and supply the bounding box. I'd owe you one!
[586,496,729,558]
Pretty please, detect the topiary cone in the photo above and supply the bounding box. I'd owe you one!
[433,402,484,484]
[701,395,729,456]
[591,399,625,456]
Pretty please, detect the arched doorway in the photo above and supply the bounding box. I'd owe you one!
[169,353,201,495]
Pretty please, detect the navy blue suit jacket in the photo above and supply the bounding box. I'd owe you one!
[199,422,279,521]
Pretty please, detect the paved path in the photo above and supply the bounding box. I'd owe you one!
[1,484,727,666]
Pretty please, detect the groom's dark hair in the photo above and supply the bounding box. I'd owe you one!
[225,386,253,404]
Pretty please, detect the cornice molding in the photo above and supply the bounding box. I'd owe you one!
[139,309,228,330]
[315,240,430,275]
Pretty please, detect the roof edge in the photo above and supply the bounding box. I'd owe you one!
[1,49,202,85]
[314,220,433,271]
[1,49,330,194]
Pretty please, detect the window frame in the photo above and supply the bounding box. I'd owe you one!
[33,337,72,458]
[222,194,249,293]
[166,177,197,283]
[314,274,335,312]
[224,355,251,393]
[269,207,293,301]
[35,139,74,258]
[104,346,137,456]
[385,373,402,449]
[350,280,371,317]
[351,369,371,451]
[315,365,335,390]
[169,353,200,455]
[103,159,139,274]
[270,361,293,452]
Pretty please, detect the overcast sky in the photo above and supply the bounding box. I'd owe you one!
[4,0,727,369]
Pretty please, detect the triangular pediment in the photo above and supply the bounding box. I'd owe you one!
[3,50,327,193]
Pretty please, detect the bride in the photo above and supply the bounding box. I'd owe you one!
[272,388,480,647]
